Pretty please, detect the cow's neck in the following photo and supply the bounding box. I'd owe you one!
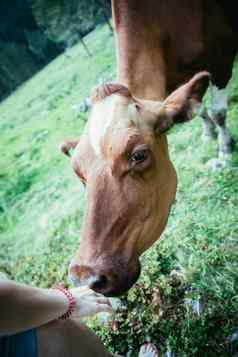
[112,0,166,101]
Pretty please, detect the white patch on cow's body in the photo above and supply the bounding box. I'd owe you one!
[89,95,119,156]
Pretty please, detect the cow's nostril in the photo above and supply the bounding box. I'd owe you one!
[90,274,108,292]
[68,263,110,293]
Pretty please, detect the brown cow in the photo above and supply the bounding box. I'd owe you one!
[62,0,238,296]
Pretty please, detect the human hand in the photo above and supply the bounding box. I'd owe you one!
[69,286,113,318]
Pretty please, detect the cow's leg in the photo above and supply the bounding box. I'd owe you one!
[37,319,115,357]
[211,85,234,159]
[205,84,234,169]
[199,106,217,142]
[212,110,234,160]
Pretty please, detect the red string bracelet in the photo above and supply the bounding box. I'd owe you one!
[53,286,76,320]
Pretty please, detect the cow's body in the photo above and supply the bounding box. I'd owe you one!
[114,0,238,98]
[64,1,238,296]
[114,0,237,162]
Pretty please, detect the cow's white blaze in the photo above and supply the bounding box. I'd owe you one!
[89,95,120,156]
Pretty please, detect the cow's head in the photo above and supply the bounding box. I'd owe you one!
[62,72,209,296]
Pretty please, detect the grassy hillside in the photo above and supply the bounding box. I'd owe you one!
[0,24,115,284]
[0,24,238,356]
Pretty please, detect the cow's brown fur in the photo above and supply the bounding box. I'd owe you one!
[114,0,237,98]
[62,1,238,296]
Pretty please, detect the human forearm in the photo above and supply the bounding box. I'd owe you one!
[0,280,68,335]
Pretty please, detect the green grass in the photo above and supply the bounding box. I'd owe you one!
[0,24,115,284]
[0,23,238,356]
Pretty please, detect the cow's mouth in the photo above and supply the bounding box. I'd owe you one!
[69,259,141,297]
[93,264,141,297]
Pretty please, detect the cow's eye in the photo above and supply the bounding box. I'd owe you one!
[131,149,149,164]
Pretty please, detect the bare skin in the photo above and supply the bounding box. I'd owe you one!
[0,280,112,336]
[0,279,158,356]
[37,319,114,357]
[37,321,159,357]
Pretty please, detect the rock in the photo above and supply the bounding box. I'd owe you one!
[184,298,204,317]
[227,329,238,343]
[0,272,9,280]
[205,158,226,171]
[165,349,175,357]
[79,97,92,113]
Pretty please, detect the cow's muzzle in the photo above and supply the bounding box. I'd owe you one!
[68,259,141,297]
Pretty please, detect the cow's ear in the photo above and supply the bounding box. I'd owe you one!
[59,139,79,157]
[155,71,210,134]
